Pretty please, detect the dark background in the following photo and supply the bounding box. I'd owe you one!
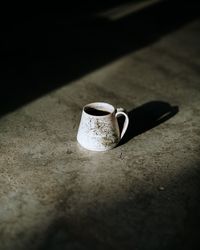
[0,0,200,117]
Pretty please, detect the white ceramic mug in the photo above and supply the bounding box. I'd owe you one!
[77,102,129,151]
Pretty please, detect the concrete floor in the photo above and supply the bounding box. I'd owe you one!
[0,3,200,250]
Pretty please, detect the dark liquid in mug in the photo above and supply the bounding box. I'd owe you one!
[85,107,110,116]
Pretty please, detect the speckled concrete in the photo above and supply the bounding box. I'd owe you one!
[1,12,200,250]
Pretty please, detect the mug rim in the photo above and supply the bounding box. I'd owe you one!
[83,102,115,117]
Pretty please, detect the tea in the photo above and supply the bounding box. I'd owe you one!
[84,107,110,116]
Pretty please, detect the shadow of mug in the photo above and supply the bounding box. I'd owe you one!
[118,101,179,146]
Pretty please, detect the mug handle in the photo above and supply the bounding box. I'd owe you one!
[115,108,129,140]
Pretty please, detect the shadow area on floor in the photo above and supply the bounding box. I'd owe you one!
[119,101,179,146]
[37,165,200,250]
[0,0,199,117]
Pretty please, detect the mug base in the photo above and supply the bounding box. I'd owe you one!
[77,137,117,152]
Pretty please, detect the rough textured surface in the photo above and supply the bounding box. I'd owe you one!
[1,5,200,250]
